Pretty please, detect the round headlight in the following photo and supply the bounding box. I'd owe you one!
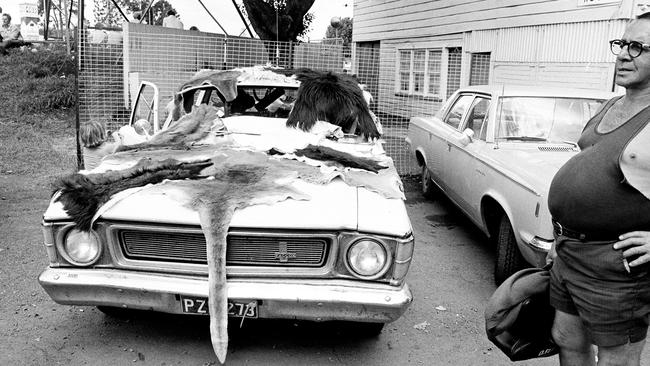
[63,229,101,266]
[347,239,388,278]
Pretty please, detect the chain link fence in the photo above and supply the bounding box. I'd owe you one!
[77,24,443,175]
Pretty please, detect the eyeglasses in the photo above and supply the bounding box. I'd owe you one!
[610,39,650,58]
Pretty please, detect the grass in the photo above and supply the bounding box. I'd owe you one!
[0,118,77,175]
[0,44,76,126]
[0,45,78,177]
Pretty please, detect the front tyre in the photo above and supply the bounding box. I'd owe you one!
[421,164,437,199]
[494,215,526,285]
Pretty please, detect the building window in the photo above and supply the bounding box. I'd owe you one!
[446,47,462,98]
[396,47,461,99]
[469,52,491,85]
[398,50,411,92]
[427,50,442,95]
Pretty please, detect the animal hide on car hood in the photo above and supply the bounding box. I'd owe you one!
[286,69,380,140]
[54,148,339,364]
[169,70,242,122]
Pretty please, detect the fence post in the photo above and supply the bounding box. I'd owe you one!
[223,38,228,70]
[289,41,294,70]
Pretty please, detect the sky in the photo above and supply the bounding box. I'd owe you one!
[1,0,353,40]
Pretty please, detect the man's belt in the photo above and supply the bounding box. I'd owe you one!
[552,220,620,242]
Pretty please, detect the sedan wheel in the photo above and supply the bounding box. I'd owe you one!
[421,164,437,199]
[494,215,526,285]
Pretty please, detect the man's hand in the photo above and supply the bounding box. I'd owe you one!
[613,231,650,267]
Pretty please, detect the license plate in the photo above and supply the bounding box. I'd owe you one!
[180,296,258,318]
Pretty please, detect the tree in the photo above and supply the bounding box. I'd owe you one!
[92,0,176,27]
[325,17,352,47]
[92,0,122,27]
[122,0,176,26]
[241,0,315,42]
[38,0,77,54]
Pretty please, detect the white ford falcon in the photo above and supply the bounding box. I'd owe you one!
[38,68,414,362]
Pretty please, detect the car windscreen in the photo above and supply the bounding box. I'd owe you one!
[496,97,605,143]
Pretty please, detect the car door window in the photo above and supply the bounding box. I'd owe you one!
[463,97,490,141]
[131,82,159,132]
[443,95,473,130]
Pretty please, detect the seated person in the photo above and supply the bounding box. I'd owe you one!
[80,120,119,170]
[0,14,28,56]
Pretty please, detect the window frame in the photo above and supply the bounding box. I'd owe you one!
[460,95,491,141]
[442,94,474,130]
[395,47,453,99]
[394,45,465,102]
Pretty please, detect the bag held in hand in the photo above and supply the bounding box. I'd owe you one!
[484,264,558,361]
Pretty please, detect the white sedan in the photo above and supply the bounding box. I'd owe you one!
[406,85,615,284]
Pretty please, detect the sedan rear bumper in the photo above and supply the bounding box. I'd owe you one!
[39,267,412,323]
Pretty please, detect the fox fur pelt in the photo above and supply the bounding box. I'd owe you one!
[293,144,386,173]
[54,158,212,231]
[286,69,380,140]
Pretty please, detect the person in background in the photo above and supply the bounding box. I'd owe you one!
[162,9,183,29]
[79,120,119,170]
[189,26,199,31]
[0,13,26,56]
[546,12,650,366]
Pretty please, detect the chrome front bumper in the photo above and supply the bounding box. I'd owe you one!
[39,267,412,323]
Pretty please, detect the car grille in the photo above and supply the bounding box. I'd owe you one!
[538,146,576,152]
[118,230,329,267]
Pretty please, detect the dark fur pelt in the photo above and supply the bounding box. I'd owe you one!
[292,144,386,173]
[117,105,218,152]
[54,158,213,231]
[286,69,380,140]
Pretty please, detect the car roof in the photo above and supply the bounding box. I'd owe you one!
[457,84,618,99]
[236,79,300,89]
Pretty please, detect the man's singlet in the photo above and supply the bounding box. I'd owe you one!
[548,97,650,236]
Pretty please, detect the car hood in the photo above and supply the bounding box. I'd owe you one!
[486,144,576,194]
[44,179,410,237]
[44,116,411,237]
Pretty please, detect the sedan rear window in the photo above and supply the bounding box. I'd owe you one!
[496,97,605,143]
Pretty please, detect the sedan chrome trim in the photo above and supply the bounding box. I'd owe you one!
[528,236,554,251]
[39,267,412,323]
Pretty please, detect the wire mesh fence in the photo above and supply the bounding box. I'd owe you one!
[77,24,453,175]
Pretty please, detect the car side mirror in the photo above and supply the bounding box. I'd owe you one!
[459,128,474,146]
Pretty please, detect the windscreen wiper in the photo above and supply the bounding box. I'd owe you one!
[500,136,548,141]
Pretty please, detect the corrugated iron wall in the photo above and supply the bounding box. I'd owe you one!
[465,19,628,63]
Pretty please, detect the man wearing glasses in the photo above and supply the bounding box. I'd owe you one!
[546,12,650,366]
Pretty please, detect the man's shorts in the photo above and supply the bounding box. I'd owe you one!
[550,235,650,347]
